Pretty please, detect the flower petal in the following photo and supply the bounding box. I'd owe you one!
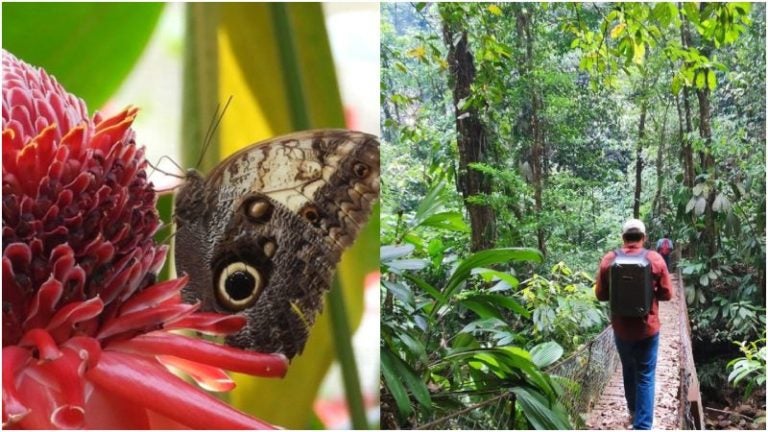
[87,351,277,429]
[2,346,32,426]
[166,312,247,335]
[96,303,198,340]
[119,275,188,315]
[156,355,235,392]
[108,333,288,378]
[22,277,63,329]
[19,328,62,361]
[46,297,104,341]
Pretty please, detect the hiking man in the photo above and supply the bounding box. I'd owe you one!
[595,218,674,430]
[656,235,674,270]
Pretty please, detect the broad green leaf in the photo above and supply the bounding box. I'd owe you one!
[467,294,529,318]
[381,244,416,262]
[461,299,503,320]
[2,3,164,109]
[530,341,564,368]
[388,258,429,272]
[436,248,543,315]
[388,349,432,412]
[473,268,520,289]
[420,211,470,232]
[381,349,414,417]
[403,273,445,303]
[511,387,571,429]
[382,280,415,306]
[412,181,450,228]
[399,332,427,363]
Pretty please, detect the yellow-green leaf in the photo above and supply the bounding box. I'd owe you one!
[610,22,626,39]
[706,69,716,90]
[632,40,645,64]
[407,45,427,60]
[487,5,502,16]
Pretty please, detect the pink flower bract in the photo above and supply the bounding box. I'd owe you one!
[2,50,288,429]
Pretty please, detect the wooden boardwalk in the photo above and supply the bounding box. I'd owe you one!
[586,276,683,429]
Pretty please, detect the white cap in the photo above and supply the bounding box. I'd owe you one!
[622,218,646,235]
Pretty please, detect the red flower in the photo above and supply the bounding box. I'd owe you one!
[2,50,288,429]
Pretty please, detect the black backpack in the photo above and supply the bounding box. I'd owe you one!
[609,249,653,317]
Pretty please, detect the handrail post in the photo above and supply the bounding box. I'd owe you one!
[675,267,706,429]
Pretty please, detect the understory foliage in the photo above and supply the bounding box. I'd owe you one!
[382,2,764,428]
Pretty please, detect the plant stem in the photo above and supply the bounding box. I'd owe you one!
[328,277,368,429]
[270,3,310,130]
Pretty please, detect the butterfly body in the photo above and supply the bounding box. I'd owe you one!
[174,130,379,358]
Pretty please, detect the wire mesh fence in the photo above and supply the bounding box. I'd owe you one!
[545,325,621,427]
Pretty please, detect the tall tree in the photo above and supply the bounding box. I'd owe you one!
[441,9,496,251]
[516,7,546,255]
[633,99,648,218]
[695,3,719,264]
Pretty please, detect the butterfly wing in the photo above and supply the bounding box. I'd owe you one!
[174,130,379,358]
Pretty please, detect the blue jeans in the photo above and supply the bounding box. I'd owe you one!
[614,332,659,430]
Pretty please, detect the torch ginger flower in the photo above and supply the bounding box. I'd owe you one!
[2,50,288,429]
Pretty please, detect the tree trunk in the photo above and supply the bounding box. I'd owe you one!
[679,6,696,188]
[653,102,670,219]
[696,2,718,265]
[633,102,647,218]
[697,78,718,264]
[442,22,496,252]
[517,8,546,256]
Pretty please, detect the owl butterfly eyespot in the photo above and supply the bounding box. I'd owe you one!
[173,129,379,359]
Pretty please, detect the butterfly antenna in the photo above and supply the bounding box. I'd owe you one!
[159,226,179,246]
[195,95,234,170]
[147,155,186,179]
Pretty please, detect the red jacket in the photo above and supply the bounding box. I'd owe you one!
[595,241,674,341]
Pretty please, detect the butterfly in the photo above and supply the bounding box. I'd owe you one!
[173,129,379,358]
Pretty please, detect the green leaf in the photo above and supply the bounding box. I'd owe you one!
[403,273,445,303]
[511,387,571,429]
[381,349,414,417]
[530,342,564,368]
[420,211,470,232]
[399,332,427,363]
[699,274,709,287]
[441,248,543,306]
[466,293,530,318]
[461,299,502,320]
[610,22,626,39]
[387,259,429,272]
[473,268,520,289]
[382,280,414,306]
[3,3,164,109]
[487,5,502,16]
[695,70,706,89]
[706,70,716,90]
[388,349,432,411]
[381,244,415,262]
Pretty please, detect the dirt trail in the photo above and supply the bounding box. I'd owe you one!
[586,276,683,430]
